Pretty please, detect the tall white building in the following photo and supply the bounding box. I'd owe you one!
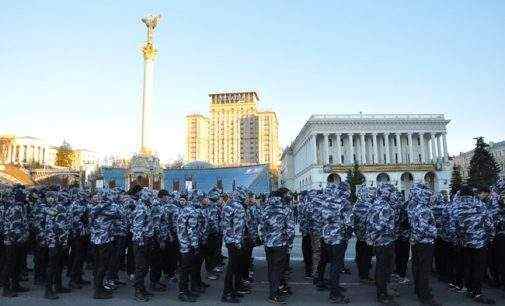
[280,114,452,196]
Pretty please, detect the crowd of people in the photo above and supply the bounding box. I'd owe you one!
[0,178,504,306]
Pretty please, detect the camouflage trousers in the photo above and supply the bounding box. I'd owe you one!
[310,233,321,279]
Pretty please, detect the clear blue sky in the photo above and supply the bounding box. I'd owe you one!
[1,1,504,162]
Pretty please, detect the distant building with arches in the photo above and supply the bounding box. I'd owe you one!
[280,114,452,197]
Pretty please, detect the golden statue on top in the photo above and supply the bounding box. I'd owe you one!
[141,14,162,61]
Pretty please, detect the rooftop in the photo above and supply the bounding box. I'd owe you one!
[310,114,446,120]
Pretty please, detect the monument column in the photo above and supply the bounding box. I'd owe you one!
[372,133,379,164]
[336,133,342,165]
[384,133,391,164]
[419,133,426,163]
[348,133,354,164]
[140,14,162,156]
[442,132,449,163]
[430,133,437,162]
[323,133,329,165]
[360,133,366,164]
[396,133,402,164]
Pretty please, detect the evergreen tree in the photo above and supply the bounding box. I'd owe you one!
[346,163,365,203]
[450,166,463,197]
[468,137,500,189]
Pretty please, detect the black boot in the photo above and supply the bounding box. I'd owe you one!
[68,281,82,290]
[13,284,30,293]
[134,287,149,302]
[2,286,18,298]
[44,286,59,300]
[93,287,113,299]
[221,293,240,303]
[178,292,197,302]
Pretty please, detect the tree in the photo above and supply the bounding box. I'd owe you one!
[55,147,77,168]
[450,165,463,197]
[467,137,500,189]
[346,163,365,203]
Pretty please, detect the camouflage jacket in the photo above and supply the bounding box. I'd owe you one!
[352,187,375,241]
[89,200,119,245]
[449,196,494,249]
[69,199,89,238]
[308,194,325,236]
[177,203,200,253]
[205,202,222,235]
[365,185,397,247]
[321,197,347,246]
[2,200,29,245]
[259,197,294,248]
[222,200,246,247]
[160,199,180,242]
[132,201,153,246]
[407,184,437,245]
[431,193,446,238]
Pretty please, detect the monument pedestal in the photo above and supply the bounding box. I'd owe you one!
[127,154,163,190]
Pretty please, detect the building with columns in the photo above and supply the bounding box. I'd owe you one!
[0,135,57,167]
[280,114,452,196]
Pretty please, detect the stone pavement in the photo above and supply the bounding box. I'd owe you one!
[2,237,504,306]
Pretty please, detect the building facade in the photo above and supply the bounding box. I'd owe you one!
[186,114,210,162]
[280,114,452,196]
[185,91,281,168]
[453,140,505,180]
[0,135,56,167]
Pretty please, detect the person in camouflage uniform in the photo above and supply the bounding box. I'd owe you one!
[259,188,294,304]
[406,183,441,306]
[1,185,30,298]
[131,188,154,301]
[241,192,260,284]
[366,183,399,306]
[159,190,180,282]
[190,191,210,293]
[176,193,200,302]
[307,189,328,289]
[221,187,247,303]
[105,192,130,289]
[431,191,447,281]
[147,191,167,293]
[321,182,352,304]
[40,191,72,299]
[68,190,90,289]
[298,191,313,279]
[204,188,223,280]
[448,185,495,304]
[393,191,410,284]
[89,188,119,300]
[353,186,376,283]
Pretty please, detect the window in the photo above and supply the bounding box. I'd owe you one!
[394,138,397,146]
[341,155,345,164]
[341,139,344,147]
[419,154,422,162]
[329,155,333,164]
[353,154,356,163]
[329,138,333,147]
[384,154,387,162]
[395,153,398,163]
[418,137,421,146]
